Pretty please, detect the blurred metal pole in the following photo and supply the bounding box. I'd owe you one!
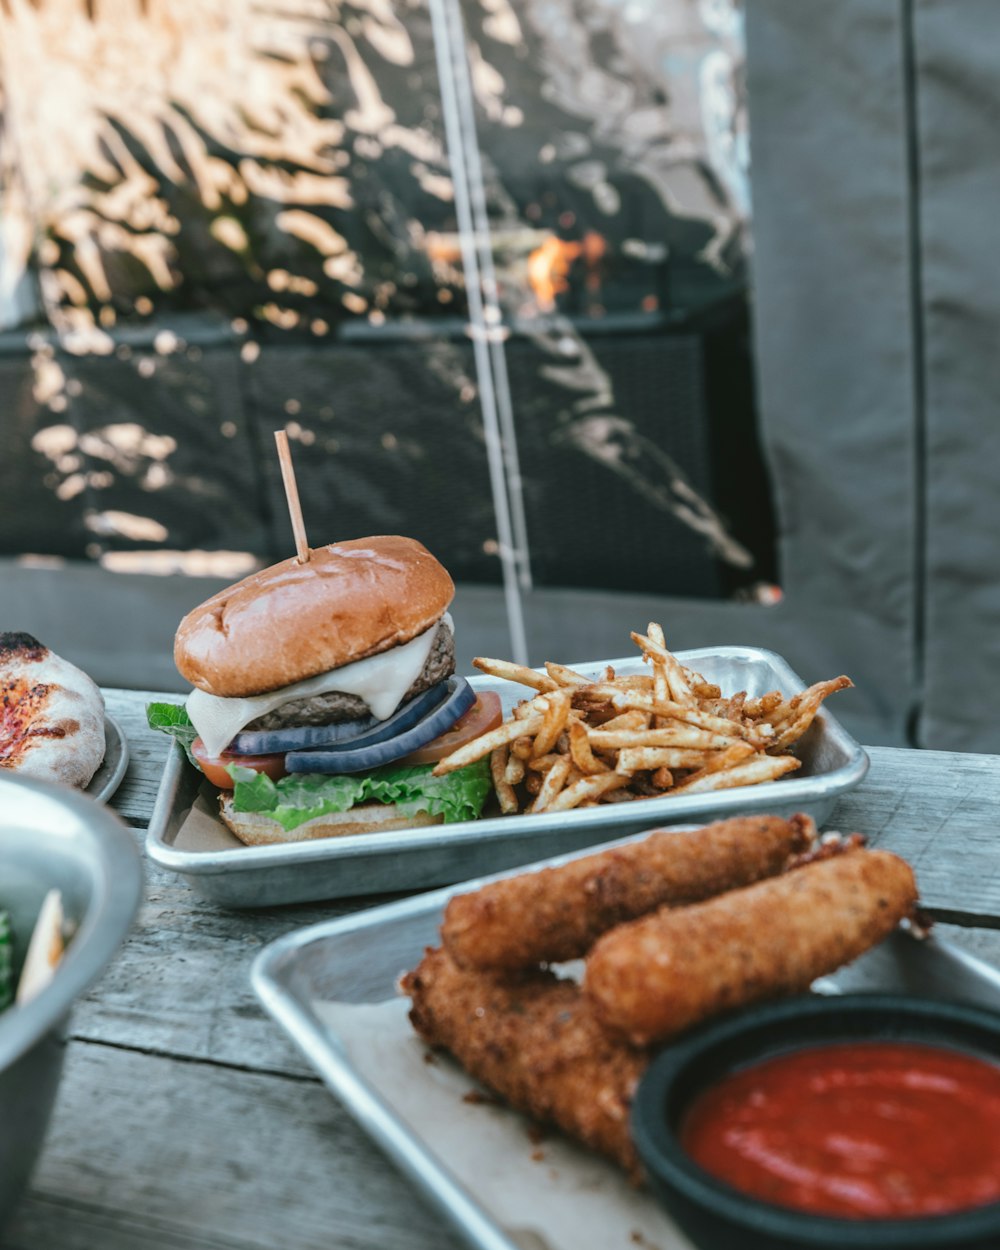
[427,0,531,665]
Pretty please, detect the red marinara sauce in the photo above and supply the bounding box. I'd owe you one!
[679,1041,1000,1220]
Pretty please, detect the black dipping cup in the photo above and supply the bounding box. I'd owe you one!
[630,994,1000,1250]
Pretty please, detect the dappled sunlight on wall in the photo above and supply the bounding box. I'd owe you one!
[0,0,770,597]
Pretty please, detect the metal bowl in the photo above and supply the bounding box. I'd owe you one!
[0,774,142,1231]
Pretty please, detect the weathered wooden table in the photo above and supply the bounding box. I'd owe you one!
[6,690,1000,1249]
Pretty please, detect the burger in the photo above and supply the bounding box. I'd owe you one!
[148,536,499,844]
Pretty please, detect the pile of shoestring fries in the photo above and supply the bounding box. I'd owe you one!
[432,624,852,815]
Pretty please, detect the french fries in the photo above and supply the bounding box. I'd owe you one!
[432,624,853,816]
[490,747,519,815]
[532,689,572,758]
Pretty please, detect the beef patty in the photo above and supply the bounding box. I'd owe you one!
[245,622,456,731]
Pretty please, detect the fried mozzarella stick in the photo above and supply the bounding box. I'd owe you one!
[401,946,648,1177]
[441,814,815,971]
[585,848,918,1046]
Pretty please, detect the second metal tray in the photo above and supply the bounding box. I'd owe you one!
[252,834,1000,1250]
[146,645,868,907]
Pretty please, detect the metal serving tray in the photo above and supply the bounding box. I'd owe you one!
[251,833,1000,1250]
[146,646,868,908]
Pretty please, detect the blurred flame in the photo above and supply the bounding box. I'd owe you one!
[527,230,605,311]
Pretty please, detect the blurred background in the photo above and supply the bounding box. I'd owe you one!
[2,0,998,752]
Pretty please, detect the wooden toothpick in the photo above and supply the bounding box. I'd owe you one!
[274,430,311,564]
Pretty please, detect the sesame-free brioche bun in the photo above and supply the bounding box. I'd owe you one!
[174,535,454,698]
[218,795,442,845]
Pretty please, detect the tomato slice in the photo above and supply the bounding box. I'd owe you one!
[399,692,504,765]
[191,737,288,789]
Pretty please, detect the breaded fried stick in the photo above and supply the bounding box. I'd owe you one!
[441,813,815,971]
[401,946,648,1177]
[585,848,918,1046]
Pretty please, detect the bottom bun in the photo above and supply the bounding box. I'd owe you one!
[218,795,443,846]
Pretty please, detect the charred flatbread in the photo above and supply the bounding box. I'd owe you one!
[0,633,106,789]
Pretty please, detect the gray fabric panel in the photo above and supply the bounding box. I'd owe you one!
[912,0,1000,751]
[744,1,917,744]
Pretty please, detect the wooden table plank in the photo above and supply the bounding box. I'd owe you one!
[830,746,1000,926]
[104,688,176,828]
[4,1042,465,1250]
[70,879,338,1075]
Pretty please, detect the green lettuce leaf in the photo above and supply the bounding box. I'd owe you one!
[147,700,494,831]
[230,757,492,832]
[146,702,199,768]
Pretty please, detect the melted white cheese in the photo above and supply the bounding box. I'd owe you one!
[187,616,448,757]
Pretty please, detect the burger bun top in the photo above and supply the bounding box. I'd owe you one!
[174,535,454,697]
